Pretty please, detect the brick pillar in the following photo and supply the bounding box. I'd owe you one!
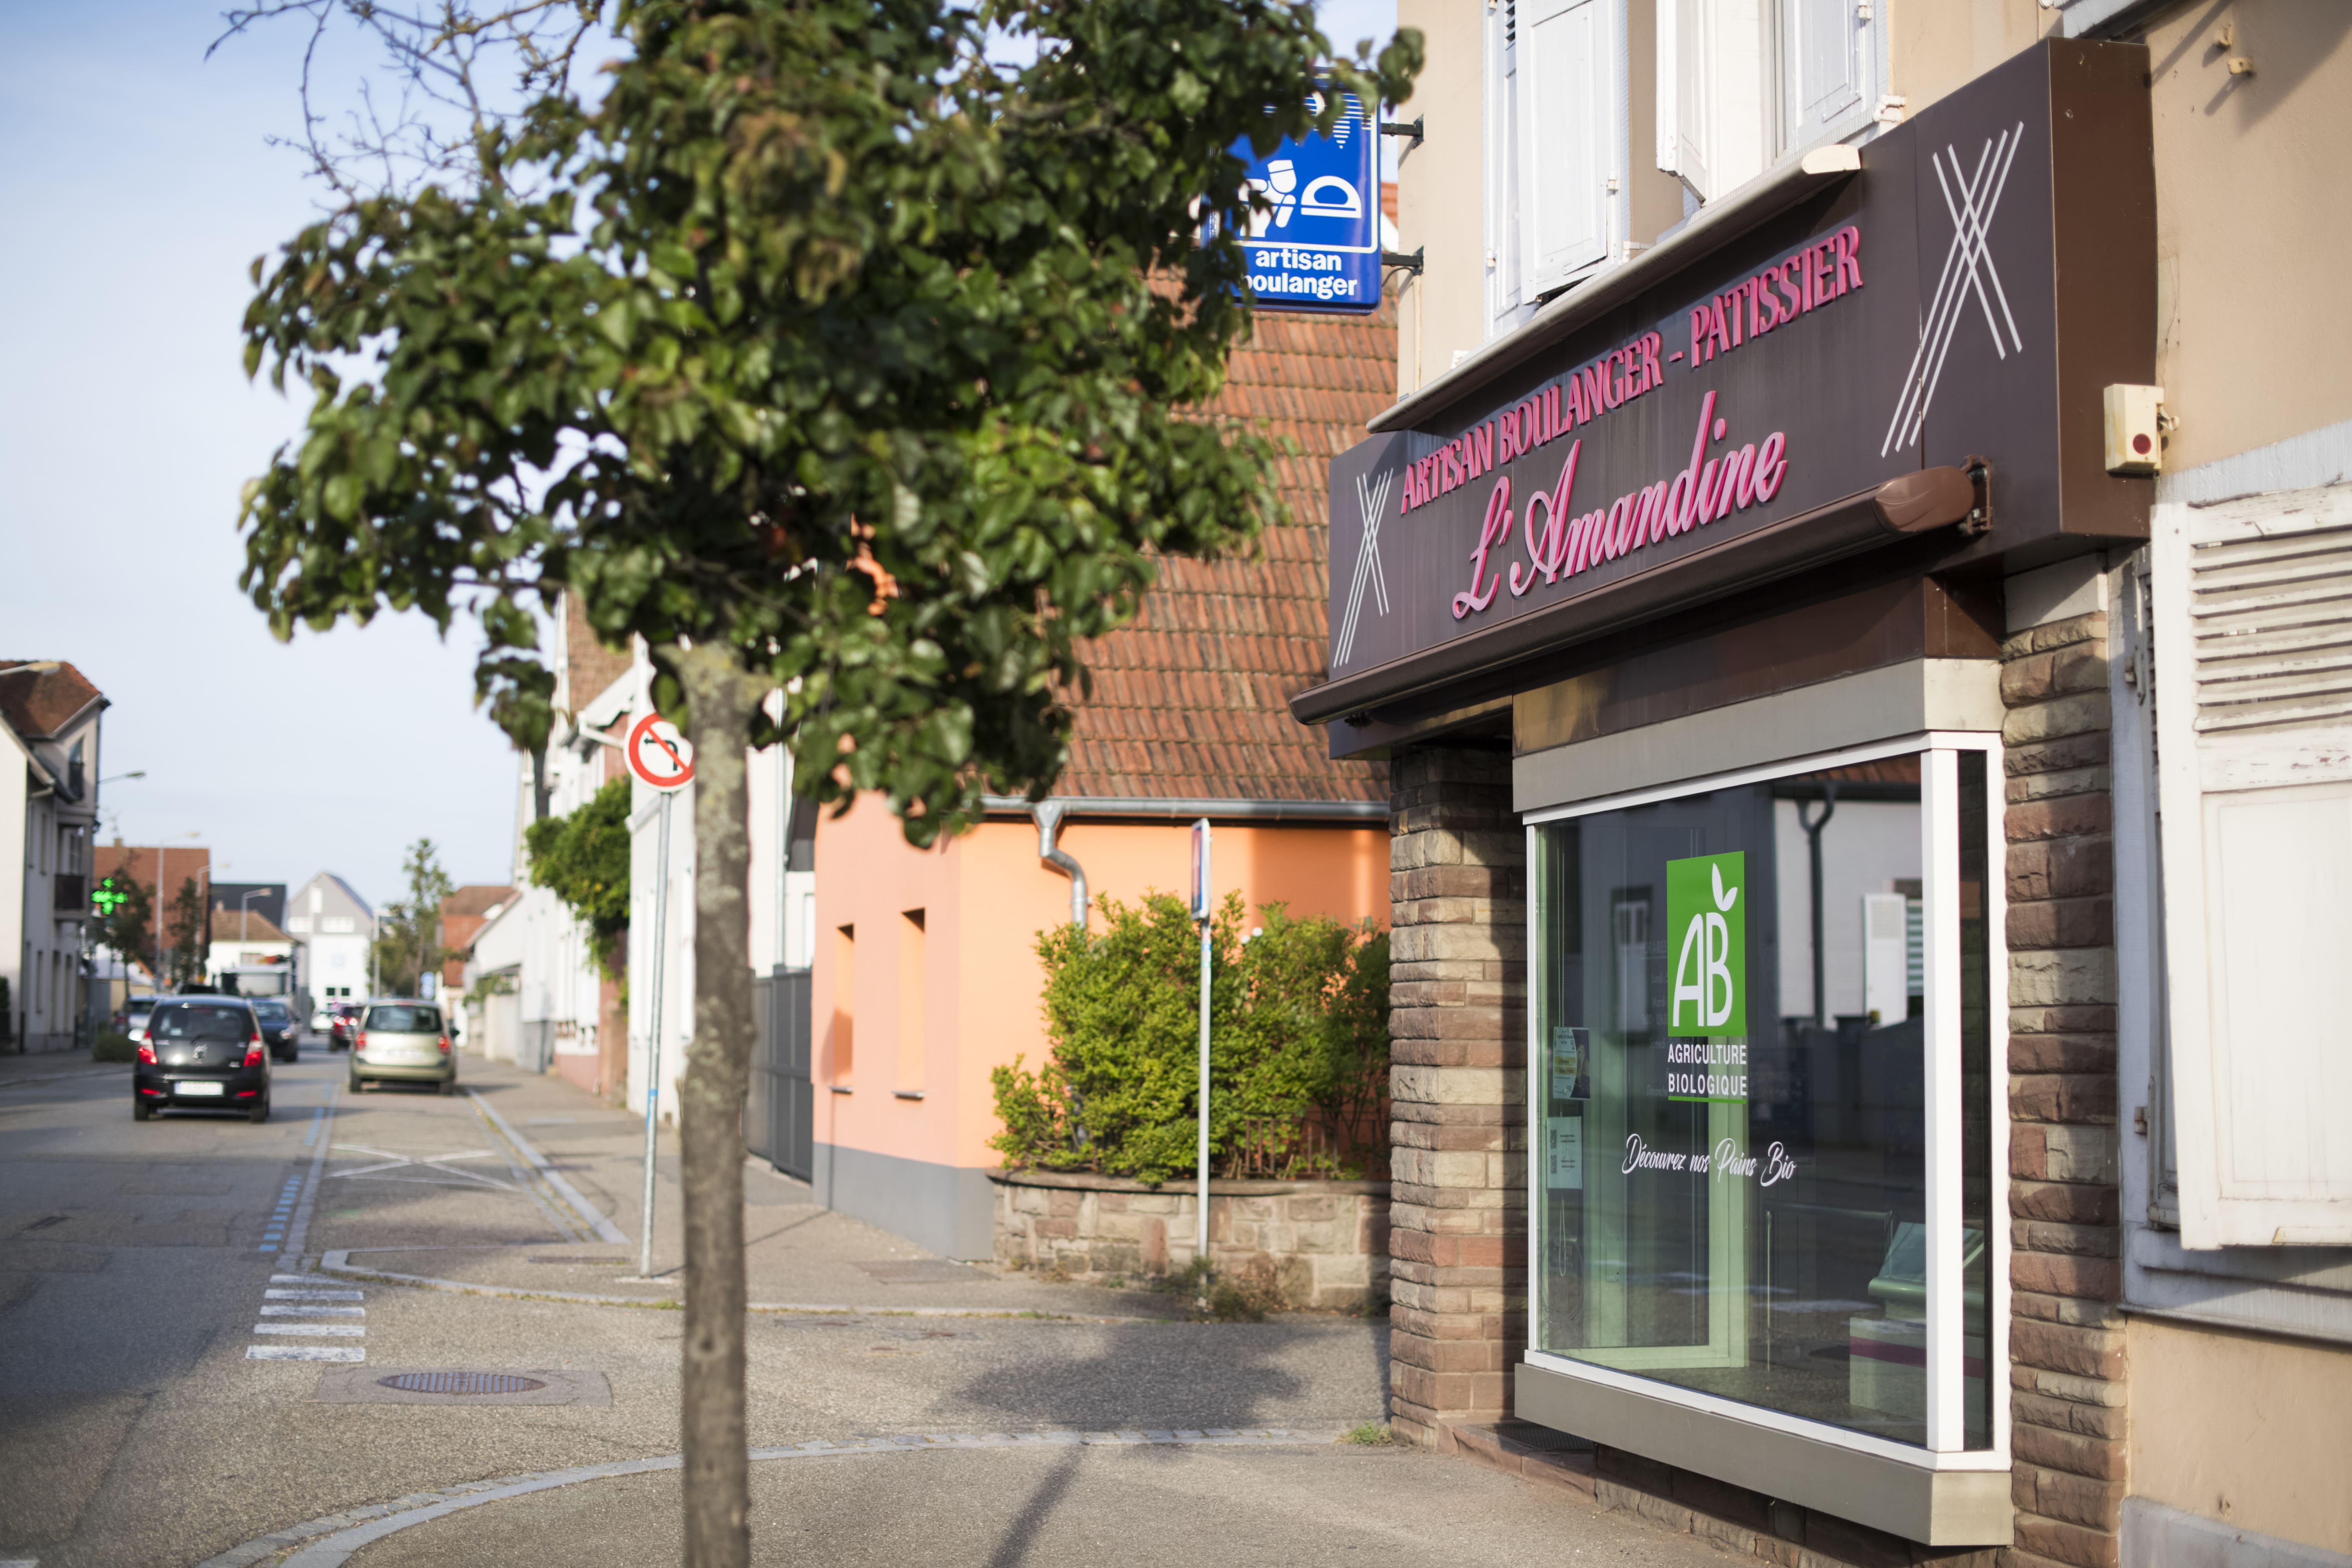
[2001,607,2126,1568]
[1386,745,1527,1446]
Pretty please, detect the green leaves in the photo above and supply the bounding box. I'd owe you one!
[991,893,1390,1182]
[524,777,633,980]
[238,0,1421,840]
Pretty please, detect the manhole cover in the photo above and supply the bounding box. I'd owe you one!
[377,1371,547,1396]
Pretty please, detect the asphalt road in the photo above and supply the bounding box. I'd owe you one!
[0,1044,1723,1568]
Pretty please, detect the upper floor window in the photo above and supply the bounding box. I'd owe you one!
[1657,0,1884,202]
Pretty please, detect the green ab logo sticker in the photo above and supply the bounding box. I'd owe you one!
[1667,852,1745,1036]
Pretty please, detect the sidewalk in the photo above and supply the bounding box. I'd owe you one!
[325,1048,1190,1321]
[0,1050,123,1090]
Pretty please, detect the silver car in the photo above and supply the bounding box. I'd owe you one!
[347,1000,457,1094]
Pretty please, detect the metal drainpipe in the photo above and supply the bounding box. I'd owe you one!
[1797,781,1839,1029]
[1031,801,1088,929]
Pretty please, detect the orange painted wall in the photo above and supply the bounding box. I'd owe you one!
[812,796,1389,1173]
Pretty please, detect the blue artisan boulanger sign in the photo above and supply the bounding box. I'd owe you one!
[1232,92,1381,315]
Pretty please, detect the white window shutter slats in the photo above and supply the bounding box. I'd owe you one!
[1517,0,1611,294]
[2153,486,2352,1247]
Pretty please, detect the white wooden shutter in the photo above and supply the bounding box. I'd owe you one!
[1516,0,1611,294]
[2153,486,2352,1247]
[1658,0,1712,196]
[1659,0,1776,203]
[1490,0,1526,326]
[1787,0,1873,146]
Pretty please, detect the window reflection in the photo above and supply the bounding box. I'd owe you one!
[1534,753,1990,1449]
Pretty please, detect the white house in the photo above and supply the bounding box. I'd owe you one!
[283,872,373,1006]
[463,592,809,1122]
[0,661,108,1052]
[205,907,302,1002]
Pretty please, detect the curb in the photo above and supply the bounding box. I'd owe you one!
[194,1426,1352,1567]
[314,1252,1172,1322]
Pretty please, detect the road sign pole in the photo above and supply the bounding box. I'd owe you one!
[637,789,673,1279]
[1192,819,1212,1282]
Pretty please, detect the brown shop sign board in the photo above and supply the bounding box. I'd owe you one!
[1317,41,2153,705]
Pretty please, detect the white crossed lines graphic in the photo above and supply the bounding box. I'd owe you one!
[1882,121,2028,457]
[329,1143,518,1192]
[1333,466,1395,670]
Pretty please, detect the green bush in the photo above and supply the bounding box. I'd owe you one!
[989,892,1388,1184]
[92,1029,137,1064]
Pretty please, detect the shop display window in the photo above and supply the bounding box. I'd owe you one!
[1529,743,1997,1453]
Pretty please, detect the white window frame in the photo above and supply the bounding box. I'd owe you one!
[1523,729,2010,1468]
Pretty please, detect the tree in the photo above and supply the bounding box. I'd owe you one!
[523,776,631,980]
[94,874,155,983]
[231,2,1417,1561]
[372,838,459,995]
[165,877,208,989]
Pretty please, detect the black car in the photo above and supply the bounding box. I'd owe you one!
[134,998,271,1122]
[249,998,299,1063]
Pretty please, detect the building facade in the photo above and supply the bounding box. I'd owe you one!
[1300,4,2352,1565]
[93,842,210,1000]
[285,872,373,1005]
[808,292,1400,1258]
[0,661,107,1052]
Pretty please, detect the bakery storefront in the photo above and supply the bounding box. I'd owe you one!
[1294,43,2153,1550]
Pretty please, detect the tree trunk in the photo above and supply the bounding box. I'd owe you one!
[668,642,765,1568]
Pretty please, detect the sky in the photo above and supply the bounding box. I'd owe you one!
[0,0,1397,912]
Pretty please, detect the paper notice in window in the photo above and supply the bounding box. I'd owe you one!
[1549,1026,1589,1102]
[1546,1116,1585,1190]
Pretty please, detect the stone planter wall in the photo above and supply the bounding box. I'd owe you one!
[990,1167,1390,1312]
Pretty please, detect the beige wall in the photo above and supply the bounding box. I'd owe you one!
[1394,0,1485,392]
[2144,0,2352,471]
[2126,1315,2352,1553]
[1889,0,2053,120]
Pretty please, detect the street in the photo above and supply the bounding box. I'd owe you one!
[0,1040,1720,1568]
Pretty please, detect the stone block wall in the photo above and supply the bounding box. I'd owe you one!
[2000,608,2127,1568]
[1385,745,1527,1445]
[990,1169,1388,1311]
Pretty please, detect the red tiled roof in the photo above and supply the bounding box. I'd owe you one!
[1057,271,1397,803]
[0,660,105,741]
[441,884,516,919]
[210,908,292,943]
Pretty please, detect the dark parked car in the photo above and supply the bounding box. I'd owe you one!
[250,998,299,1063]
[134,998,271,1122]
[328,1002,364,1051]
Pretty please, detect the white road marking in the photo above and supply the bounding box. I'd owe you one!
[265,1289,364,1301]
[466,1090,629,1245]
[261,1305,365,1318]
[327,1145,516,1191]
[276,1083,340,1259]
[253,1325,366,1337]
[246,1346,365,1363]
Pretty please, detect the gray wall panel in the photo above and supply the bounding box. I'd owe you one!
[815,1141,995,1260]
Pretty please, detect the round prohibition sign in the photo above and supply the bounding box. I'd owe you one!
[627,712,696,791]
